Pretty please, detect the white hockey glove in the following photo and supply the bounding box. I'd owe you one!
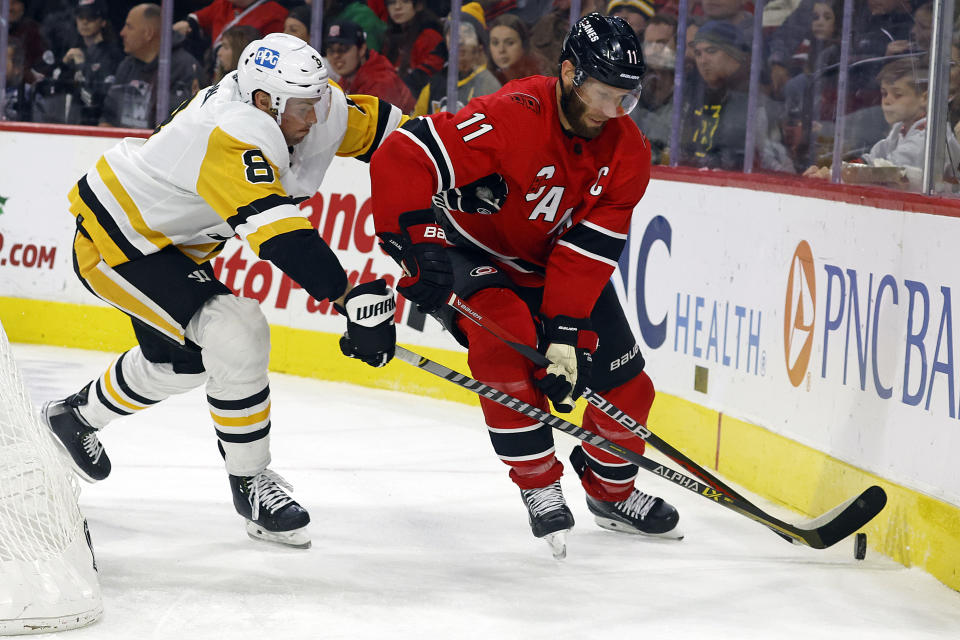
[533,315,598,413]
[336,279,397,367]
[432,173,508,215]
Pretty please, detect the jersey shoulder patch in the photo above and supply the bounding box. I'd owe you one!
[504,92,541,115]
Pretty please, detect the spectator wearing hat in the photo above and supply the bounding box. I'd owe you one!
[101,3,202,129]
[606,0,654,39]
[174,0,288,51]
[681,20,791,171]
[413,1,501,115]
[698,0,754,43]
[45,0,123,124]
[381,0,445,96]
[325,20,416,112]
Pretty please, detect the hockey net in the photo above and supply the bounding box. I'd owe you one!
[0,323,102,635]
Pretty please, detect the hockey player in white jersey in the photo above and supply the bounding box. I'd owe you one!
[43,33,403,548]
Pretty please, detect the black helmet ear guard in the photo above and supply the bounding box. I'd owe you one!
[560,13,646,91]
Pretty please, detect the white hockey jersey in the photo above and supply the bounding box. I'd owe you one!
[69,73,405,267]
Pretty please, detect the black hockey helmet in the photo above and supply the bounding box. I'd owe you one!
[560,13,645,91]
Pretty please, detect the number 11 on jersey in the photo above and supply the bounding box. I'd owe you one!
[456,113,493,142]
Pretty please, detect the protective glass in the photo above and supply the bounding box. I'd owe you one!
[574,76,642,118]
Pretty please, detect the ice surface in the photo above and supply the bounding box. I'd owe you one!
[10,344,960,640]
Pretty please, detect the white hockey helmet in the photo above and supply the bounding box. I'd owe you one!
[236,33,330,124]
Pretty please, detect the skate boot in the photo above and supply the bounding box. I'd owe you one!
[570,445,682,539]
[520,480,575,559]
[229,469,311,548]
[585,491,682,539]
[43,384,111,483]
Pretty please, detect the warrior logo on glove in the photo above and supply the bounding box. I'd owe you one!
[336,279,397,367]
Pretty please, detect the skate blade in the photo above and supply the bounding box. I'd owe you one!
[543,529,569,560]
[594,516,684,540]
[245,521,312,549]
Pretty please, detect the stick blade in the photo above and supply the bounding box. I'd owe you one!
[801,485,887,549]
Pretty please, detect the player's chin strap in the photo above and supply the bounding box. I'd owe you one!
[436,294,888,549]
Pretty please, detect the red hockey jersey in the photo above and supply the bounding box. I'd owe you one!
[370,75,651,320]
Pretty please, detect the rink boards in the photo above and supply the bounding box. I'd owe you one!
[0,124,957,591]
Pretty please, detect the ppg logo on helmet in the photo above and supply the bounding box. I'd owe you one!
[253,47,280,69]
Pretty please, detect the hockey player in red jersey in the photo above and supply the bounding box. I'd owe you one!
[371,13,681,555]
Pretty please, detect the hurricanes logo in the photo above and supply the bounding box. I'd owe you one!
[784,240,816,387]
[470,266,497,277]
[253,47,280,69]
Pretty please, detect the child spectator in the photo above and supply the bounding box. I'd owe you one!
[804,59,960,189]
[606,0,655,39]
[413,2,501,115]
[174,0,288,52]
[213,25,261,83]
[381,0,445,96]
[283,4,312,43]
[488,14,546,84]
[324,20,416,112]
[101,3,202,129]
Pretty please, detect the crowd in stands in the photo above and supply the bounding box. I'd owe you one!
[3,0,960,189]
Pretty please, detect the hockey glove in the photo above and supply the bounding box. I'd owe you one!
[431,173,508,215]
[377,209,454,314]
[533,315,599,413]
[336,279,397,367]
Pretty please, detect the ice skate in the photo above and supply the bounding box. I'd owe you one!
[569,445,682,539]
[585,491,683,539]
[229,469,311,549]
[43,385,111,483]
[520,480,575,559]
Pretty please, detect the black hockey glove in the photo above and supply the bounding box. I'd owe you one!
[533,315,598,413]
[377,209,454,314]
[431,173,508,215]
[336,279,397,367]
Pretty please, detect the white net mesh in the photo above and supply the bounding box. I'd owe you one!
[0,324,102,634]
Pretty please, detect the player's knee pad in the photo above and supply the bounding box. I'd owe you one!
[187,294,270,395]
[458,288,546,428]
[583,371,655,453]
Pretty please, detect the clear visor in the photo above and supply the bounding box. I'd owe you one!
[574,76,642,118]
[281,84,331,125]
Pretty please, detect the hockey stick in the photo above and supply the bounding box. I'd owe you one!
[439,295,888,548]
[395,345,886,549]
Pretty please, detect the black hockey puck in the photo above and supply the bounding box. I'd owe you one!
[854,532,867,560]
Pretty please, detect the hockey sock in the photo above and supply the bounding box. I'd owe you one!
[578,371,656,502]
[457,288,562,489]
[76,348,205,428]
